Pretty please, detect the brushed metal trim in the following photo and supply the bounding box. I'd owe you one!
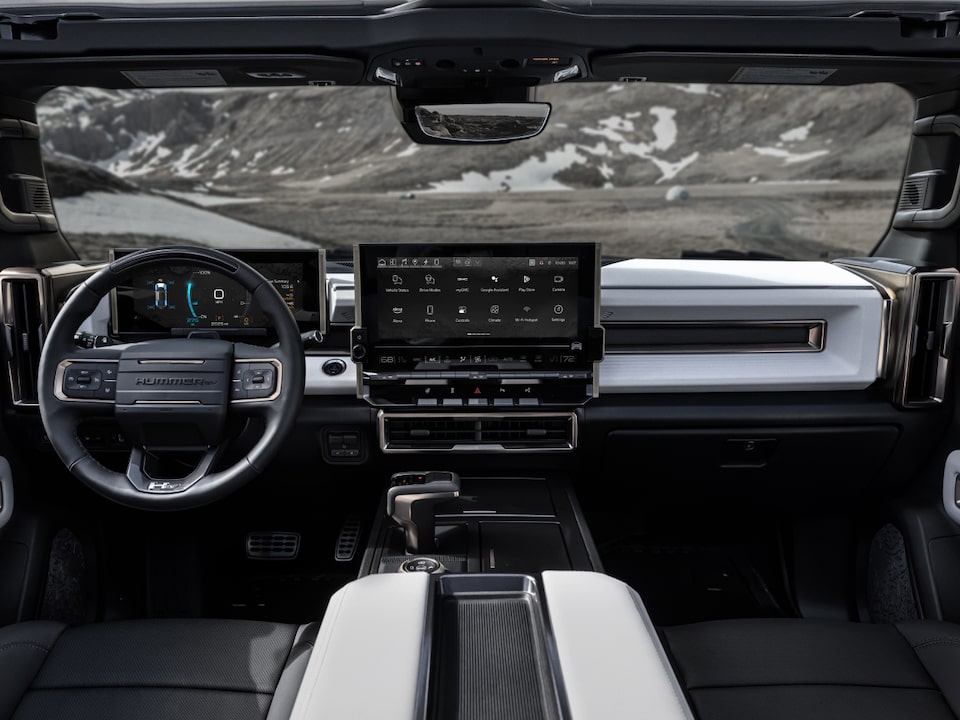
[138,359,205,365]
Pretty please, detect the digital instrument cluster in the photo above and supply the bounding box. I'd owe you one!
[110,249,324,338]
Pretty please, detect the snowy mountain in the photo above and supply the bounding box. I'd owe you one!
[36,82,914,197]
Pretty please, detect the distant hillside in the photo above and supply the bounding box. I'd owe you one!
[36,82,915,197]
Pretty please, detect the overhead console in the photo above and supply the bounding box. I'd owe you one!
[350,242,603,410]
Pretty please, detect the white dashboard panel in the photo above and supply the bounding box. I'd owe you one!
[598,259,884,393]
[303,260,888,396]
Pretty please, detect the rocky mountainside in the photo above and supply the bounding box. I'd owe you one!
[36,81,915,198]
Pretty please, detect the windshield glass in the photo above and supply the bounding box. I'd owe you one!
[39,81,914,262]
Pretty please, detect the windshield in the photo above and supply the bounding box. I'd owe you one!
[39,81,914,262]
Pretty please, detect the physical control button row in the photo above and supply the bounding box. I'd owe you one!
[372,370,590,381]
[61,362,118,400]
[231,362,278,400]
[416,396,541,407]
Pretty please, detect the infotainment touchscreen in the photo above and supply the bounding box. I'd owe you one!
[110,248,325,338]
[353,242,602,373]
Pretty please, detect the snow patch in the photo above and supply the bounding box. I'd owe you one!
[425,144,586,193]
[579,141,612,157]
[160,190,264,207]
[102,131,170,176]
[779,121,814,143]
[55,192,312,248]
[670,84,715,96]
[752,146,830,164]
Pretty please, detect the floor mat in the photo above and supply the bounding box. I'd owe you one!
[39,527,93,625]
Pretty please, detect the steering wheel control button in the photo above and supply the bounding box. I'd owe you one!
[241,365,277,397]
[57,361,120,401]
[231,361,279,400]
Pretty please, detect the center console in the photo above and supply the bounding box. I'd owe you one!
[362,471,600,577]
[350,243,605,578]
[288,571,695,720]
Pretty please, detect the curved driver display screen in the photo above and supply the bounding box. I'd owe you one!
[110,249,324,337]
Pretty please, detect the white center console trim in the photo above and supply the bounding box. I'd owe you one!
[541,570,695,720]
[941,449,960,527]
[289,572,431,720]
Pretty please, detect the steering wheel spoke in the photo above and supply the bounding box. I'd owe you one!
[52,346,124,406]
[125,445,221,494]
[231,343,286,409]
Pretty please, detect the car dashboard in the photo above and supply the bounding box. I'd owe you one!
[1,244,955,486]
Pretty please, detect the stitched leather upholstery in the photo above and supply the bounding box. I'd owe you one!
[0,618,319,720]
[661,618,960,720]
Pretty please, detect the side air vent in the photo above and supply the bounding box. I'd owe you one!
[603,320,825,354]
[836,259,960,408]
[0,273,45,406]
[327,279,355,326]
[11,174,54,214]
[379,412,577,452]
[902,273,958,406]
[898,177,927,211]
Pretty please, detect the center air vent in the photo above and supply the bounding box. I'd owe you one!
[379,412,577,452]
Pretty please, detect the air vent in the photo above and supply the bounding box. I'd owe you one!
[327,280,355,326]
[898,177,928,211]
[903,273,958,406]
[603,320,824,354]
[380,412,576,452]
[13,175,53,214]
[0,273,44,405]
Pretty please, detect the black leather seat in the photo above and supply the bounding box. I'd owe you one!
[661,618,960,720]
[0,618,318,720]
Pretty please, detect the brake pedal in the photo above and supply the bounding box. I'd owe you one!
[246,532,300,560]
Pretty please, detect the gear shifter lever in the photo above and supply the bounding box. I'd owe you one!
[386,471,461,554]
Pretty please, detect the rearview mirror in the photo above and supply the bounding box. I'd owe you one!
[414,102,551,143]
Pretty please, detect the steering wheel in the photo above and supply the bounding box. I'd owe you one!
[37,246,306,510]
